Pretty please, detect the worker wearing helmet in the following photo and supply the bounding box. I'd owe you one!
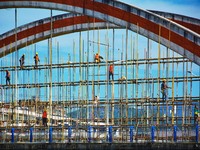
[161,79,170,101]
[42,108,48,127]
[19,54,25,69]
[94,53,103,63]
[109,64,114,80]
[5,70,10,85]
[34,52,40,68]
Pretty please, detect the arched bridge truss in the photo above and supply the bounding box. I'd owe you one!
[0,0,200,65]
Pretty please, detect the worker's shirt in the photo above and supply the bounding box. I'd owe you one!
[34,55,39,61]
[42,111,47,118]
[109,65,114,73]
[20,56,25,62]
[95,54,99,60]
[6,72,10,78]
[161,83,168,90]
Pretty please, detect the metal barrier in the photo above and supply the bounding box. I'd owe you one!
[0,125,198,143]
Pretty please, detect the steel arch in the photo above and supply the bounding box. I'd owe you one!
[1,11,200,60]
[0,0,199,65]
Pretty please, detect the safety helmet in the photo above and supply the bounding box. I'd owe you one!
[162,79,166,82]
[36,52,38,55]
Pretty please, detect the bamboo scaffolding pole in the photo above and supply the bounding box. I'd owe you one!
[48,9,53,127]
[86,24,90,125]
[130,34,134,126]
[125,26,128,127]
[156,25,161,141]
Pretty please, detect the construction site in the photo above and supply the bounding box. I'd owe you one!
[0,0,199,150]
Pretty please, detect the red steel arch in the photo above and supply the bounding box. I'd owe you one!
[0,14,116,57]
[149,10,200,35]
[1,11,200,59]
[0,0,200,65]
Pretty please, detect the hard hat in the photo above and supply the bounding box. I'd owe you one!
[162,79,166,82]
[36,52,38,55]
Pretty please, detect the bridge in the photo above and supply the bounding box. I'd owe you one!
[0,0,200,149]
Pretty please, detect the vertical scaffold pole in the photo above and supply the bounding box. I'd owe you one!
[125,26,128,127]
[49,9,53,126]
[14,8,18,123]
[157,25,161,141]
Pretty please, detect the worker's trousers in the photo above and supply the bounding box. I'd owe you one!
[162,89,168,101]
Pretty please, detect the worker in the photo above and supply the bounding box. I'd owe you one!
[19,54,25,69]
[194,105,198,124]
[94,53,103,63]
[34,52,40,68]
[161,79,170,101]
[109,64,114,80]
[94,95,99,104]
[5,70,10,85]
[42,108,48,127]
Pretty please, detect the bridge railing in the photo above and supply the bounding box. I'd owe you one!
[0,125,198,143]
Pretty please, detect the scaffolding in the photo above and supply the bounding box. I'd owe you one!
[0,11,199,144]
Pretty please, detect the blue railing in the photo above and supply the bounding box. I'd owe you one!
[0,125,198,143]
